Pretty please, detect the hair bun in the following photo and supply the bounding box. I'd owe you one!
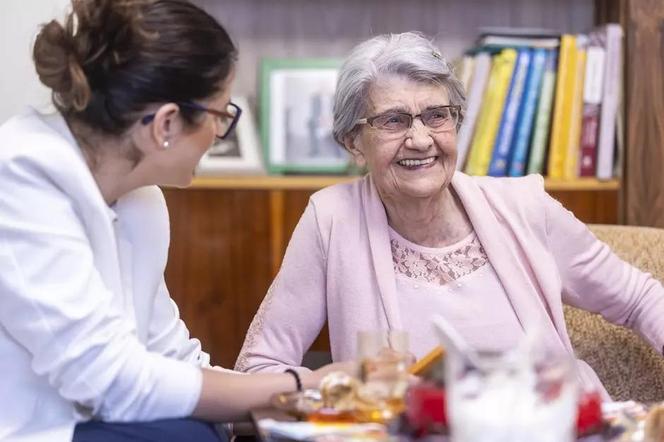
[33,0,152,112]
[33,20,90,111]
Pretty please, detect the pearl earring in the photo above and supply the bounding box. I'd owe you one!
[163,140,170,149]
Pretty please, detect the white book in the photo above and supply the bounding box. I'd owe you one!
[583,46,606,106]
[596,23,623,180]
[458,55,476,92]
[479,35,560,49]
[456,52,491,170]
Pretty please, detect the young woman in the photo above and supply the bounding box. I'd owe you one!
[0,1,348,441]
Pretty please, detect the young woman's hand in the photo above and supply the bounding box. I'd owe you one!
[302,360,359,389]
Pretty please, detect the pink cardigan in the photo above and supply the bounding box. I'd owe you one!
[235,173,664,396]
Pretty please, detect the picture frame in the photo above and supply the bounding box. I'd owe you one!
[195,96,264,176]
[260,58,350,174]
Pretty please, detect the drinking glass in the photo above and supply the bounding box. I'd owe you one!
[446,349,579,442]
[355,330,413,423]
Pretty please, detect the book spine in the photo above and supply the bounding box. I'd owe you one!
[508,48,547,177]
[465,49,517,176]
[459,55,475,92]
[456,52,492,170]
[563,39,587,179]
[596,24,623,180]
[547,35,577,179]
[579,106,600,176]
[488,49,532,176]
[527,50,558,175]
[578,44,606,177]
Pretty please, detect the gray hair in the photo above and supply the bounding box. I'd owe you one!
[333,32,466,146]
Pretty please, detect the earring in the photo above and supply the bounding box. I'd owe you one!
[163,140,170,149]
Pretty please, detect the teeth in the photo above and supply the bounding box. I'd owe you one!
[398,157,436,167]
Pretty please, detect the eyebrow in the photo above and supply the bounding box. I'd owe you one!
[373,104,451,115]
[372,105,409,115]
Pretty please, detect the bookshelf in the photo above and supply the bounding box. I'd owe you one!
[161,0,663,368]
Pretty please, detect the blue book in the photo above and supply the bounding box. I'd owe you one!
[487,49,532,176]
[508,48,548,176]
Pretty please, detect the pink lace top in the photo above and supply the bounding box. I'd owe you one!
[389,228,525,359]
[391,230,489,285]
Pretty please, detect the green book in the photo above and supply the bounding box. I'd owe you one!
[527,50,558,175]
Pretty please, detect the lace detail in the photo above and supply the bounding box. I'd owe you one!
[391,234,488,286]
[234,281,277,372]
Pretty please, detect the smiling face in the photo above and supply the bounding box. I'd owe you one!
[345,74,458,201]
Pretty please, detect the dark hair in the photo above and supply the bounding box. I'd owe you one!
[33,0,237,136]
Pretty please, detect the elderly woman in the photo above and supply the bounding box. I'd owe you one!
[235,32,664,397]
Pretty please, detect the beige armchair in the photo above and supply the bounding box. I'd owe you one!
[564,224,664,402]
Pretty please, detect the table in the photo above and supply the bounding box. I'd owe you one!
[250,408,609,442]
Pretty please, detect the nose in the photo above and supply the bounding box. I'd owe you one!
[405,119,433,150]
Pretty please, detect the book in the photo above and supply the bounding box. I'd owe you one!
[488,49,532,176]
[613,38,625,180]
[596,24,623,180]
[465,49,518,176]
[477,26,561,49]
[578,37,606,177]
[547,34,577,179]
[527,50,558,175]
[478,26,561,39]
[508,48,547,177]
[562,35,588,179]
[456,52,491,170]
[478,35,560,49]
[457,55,476,92]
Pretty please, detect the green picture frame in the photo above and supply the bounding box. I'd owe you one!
[260,58,350,174]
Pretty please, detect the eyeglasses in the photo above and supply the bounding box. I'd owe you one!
[141,101,242,140]
[355,105,461,134]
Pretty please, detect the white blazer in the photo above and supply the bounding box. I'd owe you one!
[0,109,208,441]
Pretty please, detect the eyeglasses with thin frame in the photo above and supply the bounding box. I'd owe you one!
[141,101,242,140]
[355,105,461,134]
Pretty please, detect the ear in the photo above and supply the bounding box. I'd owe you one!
[343,133,367,168]
[150,103,182,149]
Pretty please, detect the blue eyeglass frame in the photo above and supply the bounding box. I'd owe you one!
[141,101,242,140]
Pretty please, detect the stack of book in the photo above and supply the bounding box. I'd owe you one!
[456,25,623,180]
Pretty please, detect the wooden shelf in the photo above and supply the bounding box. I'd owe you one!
[187,175,356,190]
[182,175,620,192]
[543,178,620,191]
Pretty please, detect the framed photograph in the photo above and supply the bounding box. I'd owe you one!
[196,96,264,176]
[260,58,350,174]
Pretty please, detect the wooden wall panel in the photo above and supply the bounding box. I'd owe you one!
[623,0,664,227]
[163,189,273,367]
[549,190,619,224]
[192,0,593,105]
[162,186,618,366]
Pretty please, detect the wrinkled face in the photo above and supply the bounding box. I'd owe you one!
[345,75,458,201]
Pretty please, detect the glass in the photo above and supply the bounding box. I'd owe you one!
[445,349,579,442]
[355,330,414,423]
[355,105,460,134]
[141,101,242,140]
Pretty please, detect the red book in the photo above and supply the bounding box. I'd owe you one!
[579,104,600,176]
[578,41,606,177]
